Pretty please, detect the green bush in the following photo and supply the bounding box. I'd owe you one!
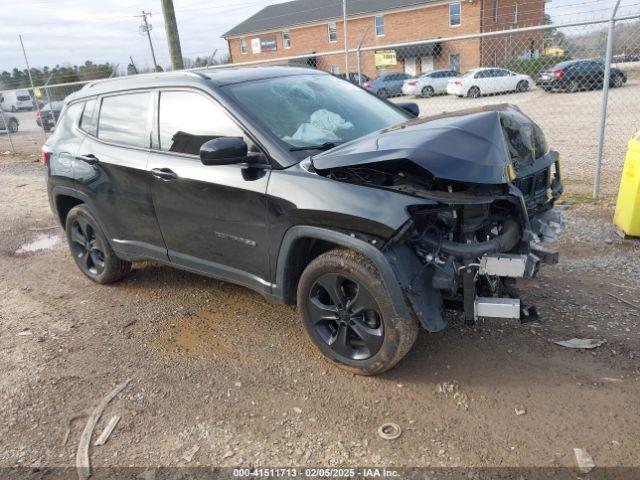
[502,55,570,77]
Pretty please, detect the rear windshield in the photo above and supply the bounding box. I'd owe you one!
[551,61,579,71]
[17,95,31,101]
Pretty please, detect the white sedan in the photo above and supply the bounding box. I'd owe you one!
[401,69,461,98]
[446,68,533,98]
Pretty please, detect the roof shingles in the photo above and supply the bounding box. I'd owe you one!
[223,0,438,37]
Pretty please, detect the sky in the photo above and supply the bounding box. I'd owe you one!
[0,0,637,74]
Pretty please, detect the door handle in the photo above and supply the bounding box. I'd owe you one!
[75,154,99,165]
[151,168,178,181]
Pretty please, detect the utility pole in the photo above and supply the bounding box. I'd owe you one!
[160,0,184,70]
[343,0,349,74]
[137,11,159,71]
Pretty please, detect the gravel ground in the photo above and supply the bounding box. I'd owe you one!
[1,151,639,475]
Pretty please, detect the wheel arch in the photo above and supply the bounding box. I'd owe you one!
[273,226,410,319]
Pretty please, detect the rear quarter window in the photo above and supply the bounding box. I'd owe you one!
[98,92,151,148]
[48,102,83,143]
[79,99,98,136]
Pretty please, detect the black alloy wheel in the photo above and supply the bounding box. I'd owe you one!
[69,216,106,276]
[65,204,131,284]
[308,272,384,360]
[297,249,419,375]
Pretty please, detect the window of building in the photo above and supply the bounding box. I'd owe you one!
[79,98,98,136]
[449,2,461,27]
[493,0,499,22]
[158,91,243,156]
[375,16,385,36]
[330,64,340,74]
[449,53,461,71]
[240,37,248,54]
[328,22,337,43]
[282,30,291,48]
[98,92,150,148]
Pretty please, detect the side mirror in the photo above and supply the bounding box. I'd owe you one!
[200,137,248,166]
[396,102,420,118]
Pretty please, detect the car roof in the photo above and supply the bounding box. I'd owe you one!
[67,66,324,102]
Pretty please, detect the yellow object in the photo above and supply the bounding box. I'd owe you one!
[613,131,640,237]
[544,47,566,57]
[375,50,397,68]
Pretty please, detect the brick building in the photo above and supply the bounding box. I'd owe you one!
[223,0,546,78]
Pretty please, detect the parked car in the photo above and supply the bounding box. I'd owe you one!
[44,67,562,375]
[536,59,627,93]
[363,72,412,98]
[0,89,34,112]
[447,68,533,98]
[402,69,460,98]
[0,109,19,133]
[335,72,371,85]
[36,102,63,132]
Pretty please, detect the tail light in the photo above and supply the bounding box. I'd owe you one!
[42,150,50,165]
[553,70,565,78]
[454,80,462,85]
[36,110,40,119]
[363,82,371,89]
[407,81,417,86]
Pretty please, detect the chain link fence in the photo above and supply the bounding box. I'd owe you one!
[2,13,639,197]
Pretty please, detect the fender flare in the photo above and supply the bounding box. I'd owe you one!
[273,225,410,319]
[50,186,114,240]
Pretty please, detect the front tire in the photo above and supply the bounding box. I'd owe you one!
[297,249,419,375]
[516,80,529,92]
[65,205,131,284]
[8,119,18,133]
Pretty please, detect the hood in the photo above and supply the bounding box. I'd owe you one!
[312,104,548,185]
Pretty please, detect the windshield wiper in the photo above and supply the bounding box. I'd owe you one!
[289,141,343,152]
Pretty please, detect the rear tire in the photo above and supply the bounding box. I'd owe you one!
[467,86,481,98]
[566,79,579,93]
[8,119,18,133]
[65,205,132,284]
[421,86,434,98]
[377,88,388,100]
[611,75,624,88]
[297,249,419,375]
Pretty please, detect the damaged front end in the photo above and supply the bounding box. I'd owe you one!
[313,104,563,330]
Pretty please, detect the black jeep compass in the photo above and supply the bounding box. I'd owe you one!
[44,67,562,375]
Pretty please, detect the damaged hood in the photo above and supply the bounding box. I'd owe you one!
[312,104,548,185]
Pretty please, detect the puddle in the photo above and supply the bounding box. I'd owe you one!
[15,234,62,254]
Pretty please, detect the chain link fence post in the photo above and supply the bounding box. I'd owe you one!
[594,0,623,200]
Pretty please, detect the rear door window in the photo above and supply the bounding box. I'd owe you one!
[98,92,151,148]
[158,90,244,156]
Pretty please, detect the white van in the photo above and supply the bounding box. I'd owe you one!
[0,90,34,112]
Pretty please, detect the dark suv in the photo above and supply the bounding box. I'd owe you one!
[45,67,562,375]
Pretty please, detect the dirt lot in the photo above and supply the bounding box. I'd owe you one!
[1,127,640,477]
